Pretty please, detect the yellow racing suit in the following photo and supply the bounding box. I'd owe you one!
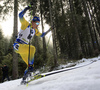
[13,6,43,75]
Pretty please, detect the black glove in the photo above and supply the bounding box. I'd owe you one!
[28,2,35,9]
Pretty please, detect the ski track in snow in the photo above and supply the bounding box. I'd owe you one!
[0,57,100,90]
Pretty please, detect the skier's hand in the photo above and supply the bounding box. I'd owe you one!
[28,2,35,9]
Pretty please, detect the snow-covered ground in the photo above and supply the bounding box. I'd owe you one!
[0,57,100,90]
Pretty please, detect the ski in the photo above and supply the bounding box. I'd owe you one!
[27,74,45,83]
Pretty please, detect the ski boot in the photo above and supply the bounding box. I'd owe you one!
[21,65,34,84]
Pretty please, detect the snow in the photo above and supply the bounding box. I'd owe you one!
[0,57,100,90]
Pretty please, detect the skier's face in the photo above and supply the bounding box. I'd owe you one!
[32,21,40,29]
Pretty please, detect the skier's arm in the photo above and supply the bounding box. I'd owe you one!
[35,28,51,37]
[19,6,30,30]
[35,29,42,36]
[41,29,51,37]
[41,25,55,37]
[19,3,33,19]
[19,6,30,19]
[19,3,34,30]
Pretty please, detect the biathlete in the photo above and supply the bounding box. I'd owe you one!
[13,4,51,82]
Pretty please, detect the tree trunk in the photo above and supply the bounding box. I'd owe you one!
[88,1,100,49]
[82,0,95,50]
[86,1,99,50]
[69,0,82,59]
[12,0,18,79]
[40,0,47,61]
[48,0,58,66]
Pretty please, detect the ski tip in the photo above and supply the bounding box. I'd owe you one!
[26,83,28,87]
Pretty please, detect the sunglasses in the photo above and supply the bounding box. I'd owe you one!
[36,22,40,25]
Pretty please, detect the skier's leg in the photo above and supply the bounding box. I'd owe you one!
[13,43,36,81]
[23,45,35,75]
[23,46,36,81]
[19,45,35,71]
[15,44,36,65]
[27,45,35,72]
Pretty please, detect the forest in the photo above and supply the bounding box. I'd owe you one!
[0,0,100,82]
